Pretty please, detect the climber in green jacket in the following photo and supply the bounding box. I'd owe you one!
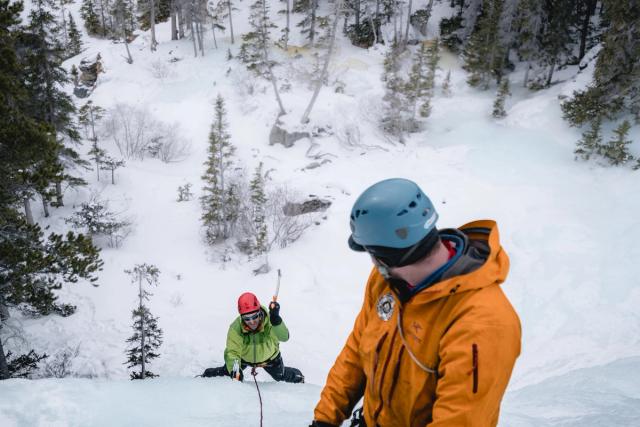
[202,292,304,383]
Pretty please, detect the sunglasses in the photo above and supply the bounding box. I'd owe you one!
[242,311,262,322]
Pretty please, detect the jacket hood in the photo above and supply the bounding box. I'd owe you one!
[414,220,509,303]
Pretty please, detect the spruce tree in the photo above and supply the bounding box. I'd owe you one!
[238,0,276,76]
[247,162,268,256]
[22,0,88,207]
[381,42,411,141]
[514,0,542,88]
[462,0,505,89]
[603,120,634,166]
[574,118,603,161]
[492,78,511,118]
[79,101,105,180]
[80,0,101,35]
[201,95,238,243]
[124,264,162,380]
[562,0,640,125]
[66,12,82,57]
[100,155,125,185]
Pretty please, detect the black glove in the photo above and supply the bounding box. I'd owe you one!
[269,301,282,326]
[309,422,336,427]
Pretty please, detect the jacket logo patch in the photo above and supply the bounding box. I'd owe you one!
[377,293,395,321]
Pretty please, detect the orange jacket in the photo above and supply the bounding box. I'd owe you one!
[314,220,521,427]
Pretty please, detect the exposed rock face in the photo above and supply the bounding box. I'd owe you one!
[269,120,310,148]
[283,198,332,216]
[74,54,103,98]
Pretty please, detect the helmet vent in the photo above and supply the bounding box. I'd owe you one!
[354,209,368,218]
[397,209,408,216]
[408,201,417,208]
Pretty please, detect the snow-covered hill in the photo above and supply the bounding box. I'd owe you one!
[2,1,640,426]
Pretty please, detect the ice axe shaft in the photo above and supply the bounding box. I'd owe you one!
[273,269,281,302]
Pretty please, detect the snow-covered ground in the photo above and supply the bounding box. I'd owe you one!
[3,1,640,426]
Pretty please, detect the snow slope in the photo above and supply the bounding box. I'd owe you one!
[2,1,640,426]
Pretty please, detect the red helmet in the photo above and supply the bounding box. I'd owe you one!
[237,292,260,314]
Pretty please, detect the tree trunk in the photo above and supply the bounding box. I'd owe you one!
[171,0,178,40]
[42,195,50,218]
[55,182,63,206]
[301,0,343,124]
[99,0,107,37]
[0,331,9,380]
[111,167,115,185]
[227,0,234,44]
[578,0,597,61]
[284,0,290,50]
[138,278,146,380]
[190,9,198,57]
[211,22,218,48]
[546,59,556,87]
[523,60,530,87]
[309,0,317,45]
[178,5,185,39]
[150,0,158,51]
[404,0,413,46]
[23,198,34,225]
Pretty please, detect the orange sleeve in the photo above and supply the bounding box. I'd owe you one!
[429,313,521,426]
[313,271,376,425]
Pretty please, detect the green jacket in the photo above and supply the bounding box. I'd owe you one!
[223,306,290,373]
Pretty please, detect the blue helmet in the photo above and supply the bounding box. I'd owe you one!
[348,178,438,251]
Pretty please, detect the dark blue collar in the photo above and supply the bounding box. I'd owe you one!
[409,234,465,296]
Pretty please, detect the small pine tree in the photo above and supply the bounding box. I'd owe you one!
[574,118,603,161]
[249,162,268,256]
[177,183,193,201]
[201,95,238,243]
[442,70,452,97]
[100,156,125,185]
[66,13,82,57]
[492,78,511,118]
[65,198,129,247]
[603,120,634,166]
[124,264,162,380]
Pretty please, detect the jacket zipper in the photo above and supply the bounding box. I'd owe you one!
[472,343,478,394]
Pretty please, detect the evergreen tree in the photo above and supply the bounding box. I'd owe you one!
[100,155,125,185]
[248,162,268,256]
[574,117,603,161]
[603,120,634,166]
[80,0,101,35]
[200,95,238,243]
[124,264,162,380]
[238,0,276,76]
[381,42,411,141]
[78,101,105,180]
[514,0,542,88]
[66,12,82,57]
[21,0,88,208]
[0,0,59,224]
[405,40,438,121]
[534,0,574,88]
[492,78,511,118]
[65,198,129,246]
[562,0,640,125]
[462,0,506,89]
[1,204,102,378]
[442,69,452,97]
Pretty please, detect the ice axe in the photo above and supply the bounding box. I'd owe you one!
[270,269,282,308]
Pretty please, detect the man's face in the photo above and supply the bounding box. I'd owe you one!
[242,310,262,330]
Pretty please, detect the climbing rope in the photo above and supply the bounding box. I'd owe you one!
[251,367,264,427]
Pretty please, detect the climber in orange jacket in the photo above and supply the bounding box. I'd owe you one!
[311,178,521,427]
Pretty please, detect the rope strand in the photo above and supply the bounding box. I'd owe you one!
[251,367,264,427]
